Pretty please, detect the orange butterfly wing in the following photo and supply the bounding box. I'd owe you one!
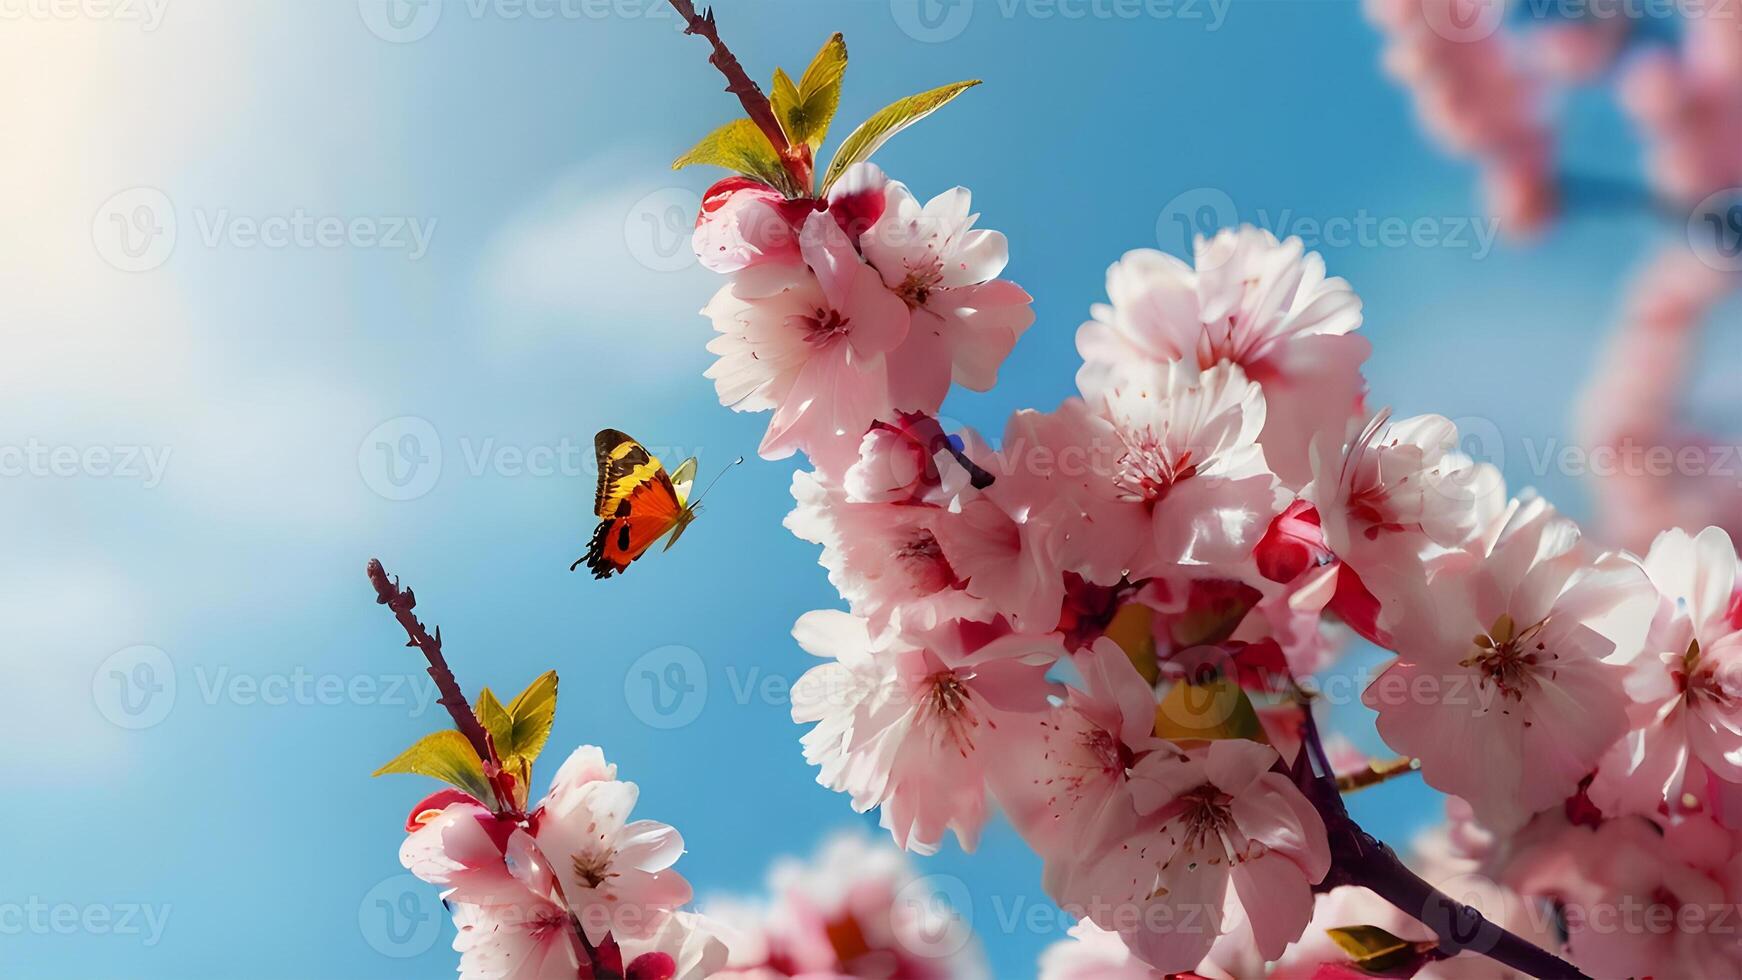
[577,430,685,579]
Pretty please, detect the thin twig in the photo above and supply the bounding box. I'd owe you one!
[1335,755,1421,794]
[367,559,523,820]
[665,0,812,194]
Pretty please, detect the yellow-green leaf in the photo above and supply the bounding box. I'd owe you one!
[475,686,513,753]
[1153,679,1265,743]
[771,67,803,141]
[781,33,848,149]
[673,118,796,196]
[822,79,980,192]
[1325,924,1424,972]
[372,729,491,802]
[503,670,559,764]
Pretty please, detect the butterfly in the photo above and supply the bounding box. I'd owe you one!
[573,429,738,580]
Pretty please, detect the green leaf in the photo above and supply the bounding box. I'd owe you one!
[372,729,492,803]
[1153,679,1265,743]
[1325,925,1425,973]
[771,68,803,140]
[778,33,848,150]
[821,79,980,192]
[503,670,559,764]
[672,118,796,196]
[475,686,513,753]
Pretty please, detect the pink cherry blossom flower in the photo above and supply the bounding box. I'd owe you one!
[1506,815,1742,978]
[790,609,1060,853]
[703,209,911,460]
[1592,526,1742,818]
[1364,496,1654,831]
[1037,919,1163,980]
[786,462,984,640]
[856,173,1035,411]
[1076,227,1366,488]
[1306,411,1505,626]
[530,751,695,944]
[1365,0,1558,233]
[1098,360,1281,572]
[993,640,1173,875]
[691,177,809,274]
[403,801,589,980]
[930,427,1075,634]
[1059,738,1329,973]
[616,911,732,980]
[712,832,989,979]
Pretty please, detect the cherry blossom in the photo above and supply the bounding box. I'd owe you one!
[1061,738,1329,972]
[790,610,1061,853]
[1365,497,1654,831]
[855,170,1035,410]
[1592,526,1742,818]
[1075,228,1366,487]
[702,209,910,460]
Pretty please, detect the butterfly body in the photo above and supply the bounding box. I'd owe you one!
[575,429,703,579]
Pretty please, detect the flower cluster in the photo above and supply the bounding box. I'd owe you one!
[400,747,730,979]
[708,832,989,978]
[692,145,1742,971]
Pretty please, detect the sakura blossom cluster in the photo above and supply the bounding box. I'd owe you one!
[692,157,1742,973]
[400,747,731,979]
[708,832,989,978]
[1368,1,1742,556]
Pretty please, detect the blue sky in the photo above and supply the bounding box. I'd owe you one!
[3,1,1737,977]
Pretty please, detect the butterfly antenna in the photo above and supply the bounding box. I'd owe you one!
[690,456,746,509]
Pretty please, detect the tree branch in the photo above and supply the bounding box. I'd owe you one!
[367,558,523,820]
[665,0,812,194]
[1295,707,1589,979]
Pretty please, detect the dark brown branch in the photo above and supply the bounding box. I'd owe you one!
[367,559,523,819]
[1295,708,1588,978]
[665,0,812,194]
